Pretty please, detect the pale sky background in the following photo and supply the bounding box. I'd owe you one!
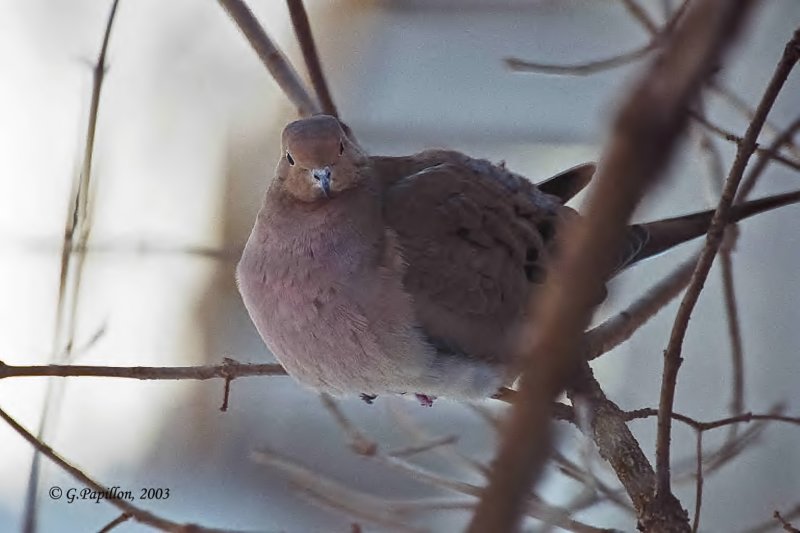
[0,1,798,531]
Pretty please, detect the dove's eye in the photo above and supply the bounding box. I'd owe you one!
[338,141,344,156]
[286,152,295,166]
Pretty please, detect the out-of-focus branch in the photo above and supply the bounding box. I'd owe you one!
[217,0,319,116]
[506,42,658,76]
[690,112,800,172]
[96,513,131,533]
[584,252,698,360]
[316,395,609,533]
[693,97,746,429]
[286,0,338,117]
[709,82,800,160]
[506,0,688,77]
[0,406,226,533]
[744,504,800,533]
[29,2,123,530]
[469,2,756,531]
[620,0,660,34]
[655,26,800,501]
[774,511,800,533]
[738,115,800,200]
[691,432,704,533]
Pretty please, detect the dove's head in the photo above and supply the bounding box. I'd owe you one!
[278,115,364,202]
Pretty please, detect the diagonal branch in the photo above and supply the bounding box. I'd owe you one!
[468,2,757,532]
[585,252,698,360]
[286,0,338,117]
[217,0,319,116]
[0,406,228,533]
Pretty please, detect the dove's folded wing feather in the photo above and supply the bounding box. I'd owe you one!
[382,158,575,365]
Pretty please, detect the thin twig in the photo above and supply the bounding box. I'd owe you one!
[286,0,338,117]
[775,511,800,533]
[505,42,657,76]
[216,0,319,116]
[620,0,660,34]
[506,0,688,77]
[96,513,131,533]
[552,451,635,515]
[693,102,746,428]
[690,111,800,172]
[389,402,490,477]
[738,115,800,201]
[319,393,378,456]
[319,392,609,532]
[625,406,800,431]
[388,434,459,459]
[252,448,426,533]
[691,431,703,533]
[743,503,800,533]
[620,0,800,165]
[719,251,745,414]
[655,27,800,500]
[709,82,800,160]
[27,3,122,531]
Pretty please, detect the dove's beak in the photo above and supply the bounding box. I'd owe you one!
[312,167,332,197]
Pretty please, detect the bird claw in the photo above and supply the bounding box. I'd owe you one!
[360,393,378,405]
[415,393,436,407]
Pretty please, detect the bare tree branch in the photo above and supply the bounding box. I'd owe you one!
[96,513,132,533]
[691,432,703,533]
[774,511,800,533]
[709,82,800,160]
[27,3,123,530]
[738,115,800,200]
[217,0,320,116]
[690,111,800,172]
[505,42,658,76]
[469,2,757,531]
[0,360,286,380]
[585,252,698,360]
[286,0,338,117]
[655,26,800,501]
[0,406,229,533]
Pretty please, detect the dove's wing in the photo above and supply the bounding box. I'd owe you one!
[383,158,576,366]
[535,163,595,203]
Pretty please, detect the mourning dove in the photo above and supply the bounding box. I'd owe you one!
[237,115,800,403]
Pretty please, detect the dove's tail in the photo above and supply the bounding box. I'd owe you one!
[619,189,800,271]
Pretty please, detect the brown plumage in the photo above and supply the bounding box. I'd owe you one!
[237,115,800,402]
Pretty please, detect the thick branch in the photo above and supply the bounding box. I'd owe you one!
[468,2,755,532]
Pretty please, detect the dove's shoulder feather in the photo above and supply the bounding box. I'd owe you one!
[380,154,573,365]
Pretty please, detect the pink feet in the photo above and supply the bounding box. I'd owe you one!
[415,393,436,407]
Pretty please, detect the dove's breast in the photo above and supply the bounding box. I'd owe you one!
[236,201,506,399]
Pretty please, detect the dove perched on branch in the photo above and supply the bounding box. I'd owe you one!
[237,115,800,403]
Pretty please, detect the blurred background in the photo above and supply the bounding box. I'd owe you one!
[1,0,798,531]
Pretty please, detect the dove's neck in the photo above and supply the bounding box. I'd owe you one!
[246,181,384,278]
